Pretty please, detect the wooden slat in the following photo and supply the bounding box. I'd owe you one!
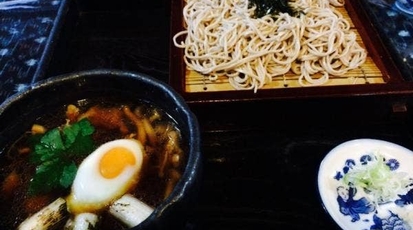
[183,4,385,93]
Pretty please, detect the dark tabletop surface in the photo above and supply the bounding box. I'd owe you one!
[2,0,413,229]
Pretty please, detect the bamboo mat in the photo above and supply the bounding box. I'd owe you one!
[182,6,385,93]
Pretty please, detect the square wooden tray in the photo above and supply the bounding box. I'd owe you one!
[169,0,408,103]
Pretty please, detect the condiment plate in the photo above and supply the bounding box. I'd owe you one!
[318,139,413,229]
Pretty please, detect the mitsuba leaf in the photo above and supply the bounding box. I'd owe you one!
[28,159,66,195]
[28,119,96,196]
[60,162,77,188]
[31,128,65,164]
[63,119,95,156]
[63,121,81,146]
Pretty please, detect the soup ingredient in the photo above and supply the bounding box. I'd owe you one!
[29,119,95,195]
[19,194,153,230]
[123,106,156,146]
[109,194,154,228]
[64,213,99,230]
[79,105,129,134]
[18,197,67,230]
[66,104,80,122]
[24,195,52,214]
[159,129,182,178]
[342,154,411,204]
[31,124,46,135]
[66,139,144,214]
[1,170,20,198]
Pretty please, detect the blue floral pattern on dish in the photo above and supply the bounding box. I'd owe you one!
[334,153,413,229]
[371,212,411,230]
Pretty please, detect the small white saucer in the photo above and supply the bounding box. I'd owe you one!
[318,139,413,230]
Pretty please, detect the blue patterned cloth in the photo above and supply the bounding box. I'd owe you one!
[0,0,64,103]
[362,0,413,81]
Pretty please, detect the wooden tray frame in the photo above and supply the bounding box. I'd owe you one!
[169,0,410,103]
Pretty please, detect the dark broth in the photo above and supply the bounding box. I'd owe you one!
[0,98,187,229]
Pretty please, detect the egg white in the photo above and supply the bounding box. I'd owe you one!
[66,139,144,214]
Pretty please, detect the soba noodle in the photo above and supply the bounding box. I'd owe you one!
[173,0,367,92]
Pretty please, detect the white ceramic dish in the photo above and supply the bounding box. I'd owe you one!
[318,139,413,230]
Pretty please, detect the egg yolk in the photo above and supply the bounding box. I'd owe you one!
[99,147,136,179]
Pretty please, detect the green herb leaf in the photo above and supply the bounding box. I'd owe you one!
[28,119,96,195]
[31,128,65,164]
[63,119,95,156]
[60,162,78,188]
[29,159,65,195]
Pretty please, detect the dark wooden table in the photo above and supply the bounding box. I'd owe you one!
[4,0,413,229]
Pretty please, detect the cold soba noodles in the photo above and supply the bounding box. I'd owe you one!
[0,99,187,229]
[173,0,367,92]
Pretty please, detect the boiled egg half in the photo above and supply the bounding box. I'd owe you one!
[66,139,144,214]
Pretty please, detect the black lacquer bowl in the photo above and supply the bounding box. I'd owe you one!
[0,69,202,230]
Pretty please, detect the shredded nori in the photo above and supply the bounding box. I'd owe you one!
[249,0,297,18]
